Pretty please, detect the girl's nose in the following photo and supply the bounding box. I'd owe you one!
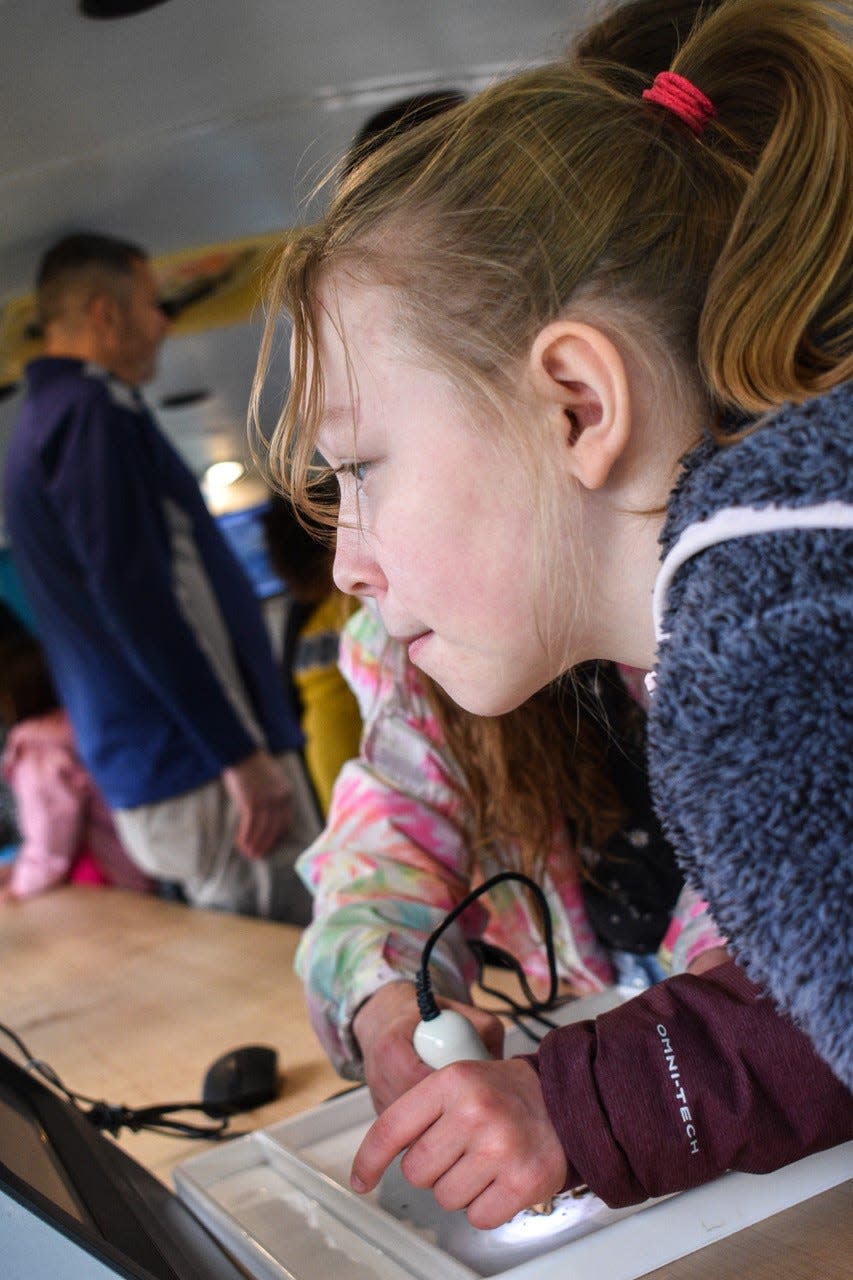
[333,521,386,599]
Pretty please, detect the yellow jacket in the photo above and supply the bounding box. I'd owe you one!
[293,592,362,815]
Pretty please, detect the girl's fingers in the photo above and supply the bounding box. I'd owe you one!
[464,1180,527,1232]
[399,1120,467,1191]
[352,1057,567,1227]
[428,1161,495,1214]
[351,1079,443,1191]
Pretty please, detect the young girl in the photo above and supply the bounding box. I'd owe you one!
[294,603,724,1114]
[256,0,852,1227]
[0,604,153,900]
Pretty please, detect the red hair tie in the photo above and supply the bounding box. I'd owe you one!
[642,71,716,136]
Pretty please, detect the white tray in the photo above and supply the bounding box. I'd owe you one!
[174,992,853,1280]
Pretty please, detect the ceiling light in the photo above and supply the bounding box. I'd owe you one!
[79,1,172,17]
[202,460,245,491]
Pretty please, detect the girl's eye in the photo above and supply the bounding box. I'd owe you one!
[336,460,370,486]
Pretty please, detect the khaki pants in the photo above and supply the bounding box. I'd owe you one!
[114,752,321,923]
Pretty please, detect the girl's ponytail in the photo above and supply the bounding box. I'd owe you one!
[676,0,852,411]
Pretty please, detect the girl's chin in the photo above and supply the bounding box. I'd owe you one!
[431,671,532,718]
[409,636,549,715]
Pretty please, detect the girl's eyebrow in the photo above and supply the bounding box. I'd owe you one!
[317,404,362,465]
[318,404,360,436]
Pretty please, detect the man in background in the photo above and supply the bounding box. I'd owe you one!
[3,232,318,921]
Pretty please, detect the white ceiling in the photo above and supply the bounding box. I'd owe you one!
[0,0,591,527]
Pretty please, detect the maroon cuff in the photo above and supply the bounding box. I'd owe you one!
[514,962,853,1209]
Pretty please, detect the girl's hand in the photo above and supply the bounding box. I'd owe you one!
[350,1056,567,1229]
[353,981,504,1114]
[687,945,730,975]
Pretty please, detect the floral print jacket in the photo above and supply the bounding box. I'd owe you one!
[295,606,720,1079]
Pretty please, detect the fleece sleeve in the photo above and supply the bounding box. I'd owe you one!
[648,520,853,1090]
[522,959,853,1208]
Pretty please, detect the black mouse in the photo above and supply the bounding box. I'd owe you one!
[201,1045,280,1117]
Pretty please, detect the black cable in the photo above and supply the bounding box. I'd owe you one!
[0,1020,231,1140]
[467,942,560,1046]
[468,939,561,1027]
[414,870,559,1023]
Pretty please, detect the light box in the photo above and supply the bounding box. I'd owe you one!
[173,992,853,1280]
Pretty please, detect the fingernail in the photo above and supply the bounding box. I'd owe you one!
[350,1174,366,1193]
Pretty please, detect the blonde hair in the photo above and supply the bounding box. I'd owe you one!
[255,0,850,518]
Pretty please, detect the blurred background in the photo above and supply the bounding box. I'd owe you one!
[0,0,589,531]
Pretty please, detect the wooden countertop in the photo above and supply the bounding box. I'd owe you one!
[1,885,849,1278]
[0,885,343,1181]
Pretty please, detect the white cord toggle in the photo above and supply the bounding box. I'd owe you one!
[413,1009,491,1069]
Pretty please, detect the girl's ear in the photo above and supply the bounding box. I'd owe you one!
[528,321,631,490]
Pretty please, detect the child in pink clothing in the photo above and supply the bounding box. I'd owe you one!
[0,603,153,900]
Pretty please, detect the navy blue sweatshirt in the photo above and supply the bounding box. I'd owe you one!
[3,358,300,809]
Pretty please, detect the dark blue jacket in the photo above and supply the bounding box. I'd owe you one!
[648,382,852,1088]
[3,357,300,809]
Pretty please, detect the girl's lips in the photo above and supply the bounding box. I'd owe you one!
[407,632,432,663]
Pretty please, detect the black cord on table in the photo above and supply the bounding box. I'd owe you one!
[0,1019,231,1140]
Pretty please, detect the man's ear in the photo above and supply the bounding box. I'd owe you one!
[87,290,119,337]
[528,321,631,490]
[84,290,125,367]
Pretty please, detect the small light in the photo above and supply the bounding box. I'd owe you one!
[79,1,172,17]
[203,460,245,490]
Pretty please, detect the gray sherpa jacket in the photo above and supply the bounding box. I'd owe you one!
[647,380,852,1089]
